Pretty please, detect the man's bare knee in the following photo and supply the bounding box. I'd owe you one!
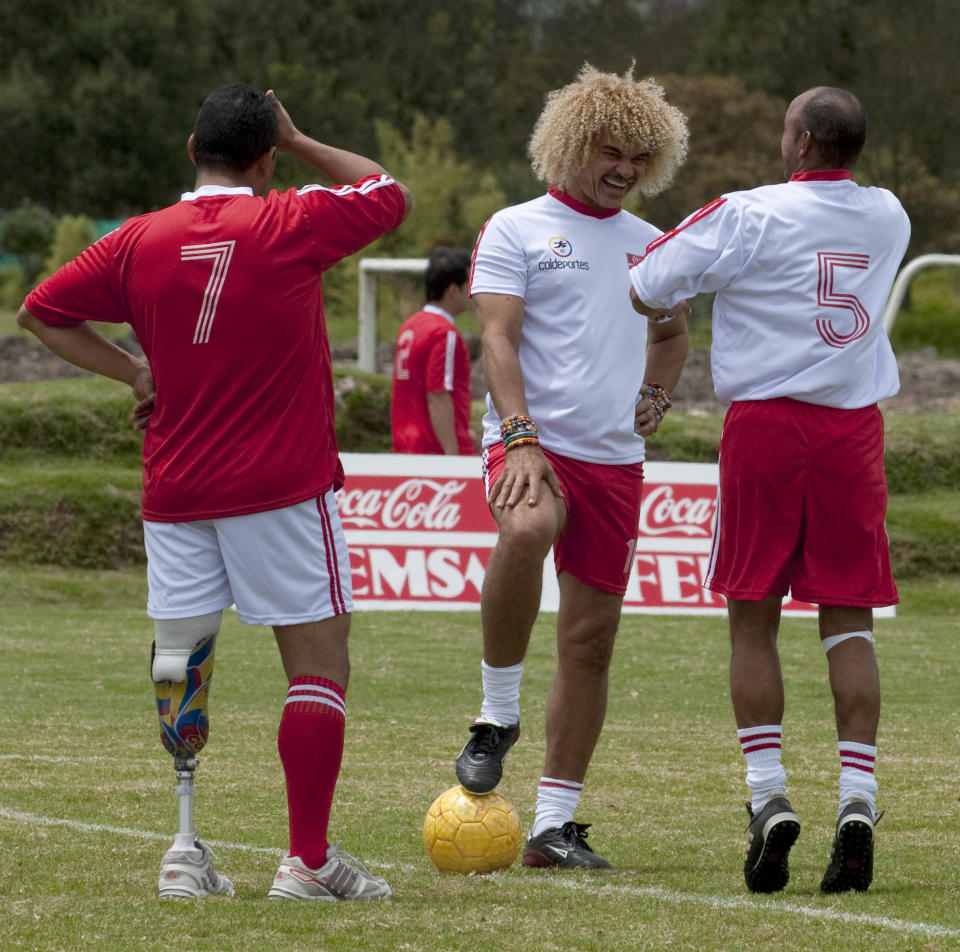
[495,513,556,561]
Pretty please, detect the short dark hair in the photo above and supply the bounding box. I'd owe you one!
[799,87,866,169]
[192,84,279,173]
[425,247,471,302]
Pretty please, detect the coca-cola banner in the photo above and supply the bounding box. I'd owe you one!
[338,454,893,617]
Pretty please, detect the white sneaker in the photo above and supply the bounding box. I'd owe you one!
[159,840,235,898]
[268,843,392,901]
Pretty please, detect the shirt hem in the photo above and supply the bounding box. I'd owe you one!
[141,485,335,523]
[481,440,645,466]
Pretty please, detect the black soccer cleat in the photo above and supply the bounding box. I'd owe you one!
[455,720,520,794]
[522,821,611,869]
[820,799,878,894]
[743,794,801,893]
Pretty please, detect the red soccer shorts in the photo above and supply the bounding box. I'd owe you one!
[705,398,898,607]
[483,442,644,596]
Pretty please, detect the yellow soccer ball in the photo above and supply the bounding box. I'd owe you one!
[423,785,522,874]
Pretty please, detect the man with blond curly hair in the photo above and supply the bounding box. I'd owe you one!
[454,64,690,868]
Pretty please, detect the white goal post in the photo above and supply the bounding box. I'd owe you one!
[357,257,427,372]
[882,254,960,334]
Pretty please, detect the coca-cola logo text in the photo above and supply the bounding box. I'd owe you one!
[638,484,716,537]
[338,478,468,530]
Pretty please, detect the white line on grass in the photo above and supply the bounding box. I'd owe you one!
[0,805,278,856]
[1,804,956,940]
[0,753,124,764]
[558,880,960,940]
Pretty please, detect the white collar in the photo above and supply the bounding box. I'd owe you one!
[181,184,255,201]
[424,303,455,324]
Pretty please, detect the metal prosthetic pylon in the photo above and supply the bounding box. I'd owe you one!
[172,754,200,851]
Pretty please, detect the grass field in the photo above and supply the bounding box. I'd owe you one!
[1,565,958,951]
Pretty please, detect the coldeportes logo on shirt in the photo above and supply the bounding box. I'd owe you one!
[540,235,590,272]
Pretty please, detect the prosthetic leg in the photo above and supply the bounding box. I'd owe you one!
[151,612,233,897]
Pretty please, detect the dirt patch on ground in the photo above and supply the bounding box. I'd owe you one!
[671,345,960,416]
[3,333,958,416]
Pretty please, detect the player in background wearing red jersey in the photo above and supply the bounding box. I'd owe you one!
[19,85,411,901]
[456,65,690,868]
[629,87,909,894]
[391,246,478,454]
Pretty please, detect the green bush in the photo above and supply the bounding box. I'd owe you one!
[886,491,960,578]
[0,369,394,459]
[884,415,960,493]
[0,376,142,462]
[0,465,143,568]
[0,200,56,284]
[644,414,722,462]
[36,214,96,283]
[333,365,393,452]
[0,264,24,310]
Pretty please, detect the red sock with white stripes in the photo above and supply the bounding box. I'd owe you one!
[837,740,878,817]
[277,676,346,869]
[737,724,788,813]
[530,777,583,838]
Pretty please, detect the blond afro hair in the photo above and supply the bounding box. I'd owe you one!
[528,63,688,198]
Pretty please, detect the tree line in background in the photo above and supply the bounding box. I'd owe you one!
[2,0,958,315]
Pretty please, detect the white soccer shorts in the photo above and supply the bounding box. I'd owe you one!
[144,491,353,626]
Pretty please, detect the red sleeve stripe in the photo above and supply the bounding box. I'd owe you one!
[468,218,492,293]
[297,174,396,198]
[635,196,728,264]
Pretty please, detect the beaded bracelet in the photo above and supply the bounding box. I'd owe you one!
[504,435,540,451]
[642,381,672,426]
[501,413,540,451]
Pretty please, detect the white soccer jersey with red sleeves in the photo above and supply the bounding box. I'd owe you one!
[629,171,910,407]
[470,187,661,464]
[26,175,406,521]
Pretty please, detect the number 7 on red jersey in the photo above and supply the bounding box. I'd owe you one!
[180,240,236,344]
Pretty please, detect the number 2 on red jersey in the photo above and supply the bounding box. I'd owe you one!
[180,240,236,343]
[816,251,870,349]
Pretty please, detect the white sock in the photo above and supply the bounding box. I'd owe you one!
[838,741,878,816]
[478,660,523,726]
[530,777,583,838]
[738,725,787,813]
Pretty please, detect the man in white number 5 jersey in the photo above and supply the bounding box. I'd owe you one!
[19,84,411,901]
[629,86,910,895]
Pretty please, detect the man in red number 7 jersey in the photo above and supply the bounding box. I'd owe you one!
[19,84,411,901]
[629,86,910,896]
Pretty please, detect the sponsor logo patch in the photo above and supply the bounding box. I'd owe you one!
[540,235,590,272]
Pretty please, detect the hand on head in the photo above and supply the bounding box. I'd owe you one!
[266,89,298,151]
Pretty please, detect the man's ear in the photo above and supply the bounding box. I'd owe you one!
[247,147,277,194]
[257,147,277,179]
[187,133,197,166]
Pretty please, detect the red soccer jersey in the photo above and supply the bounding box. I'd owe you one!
[390,306,474,454]
[26,176,406,521]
